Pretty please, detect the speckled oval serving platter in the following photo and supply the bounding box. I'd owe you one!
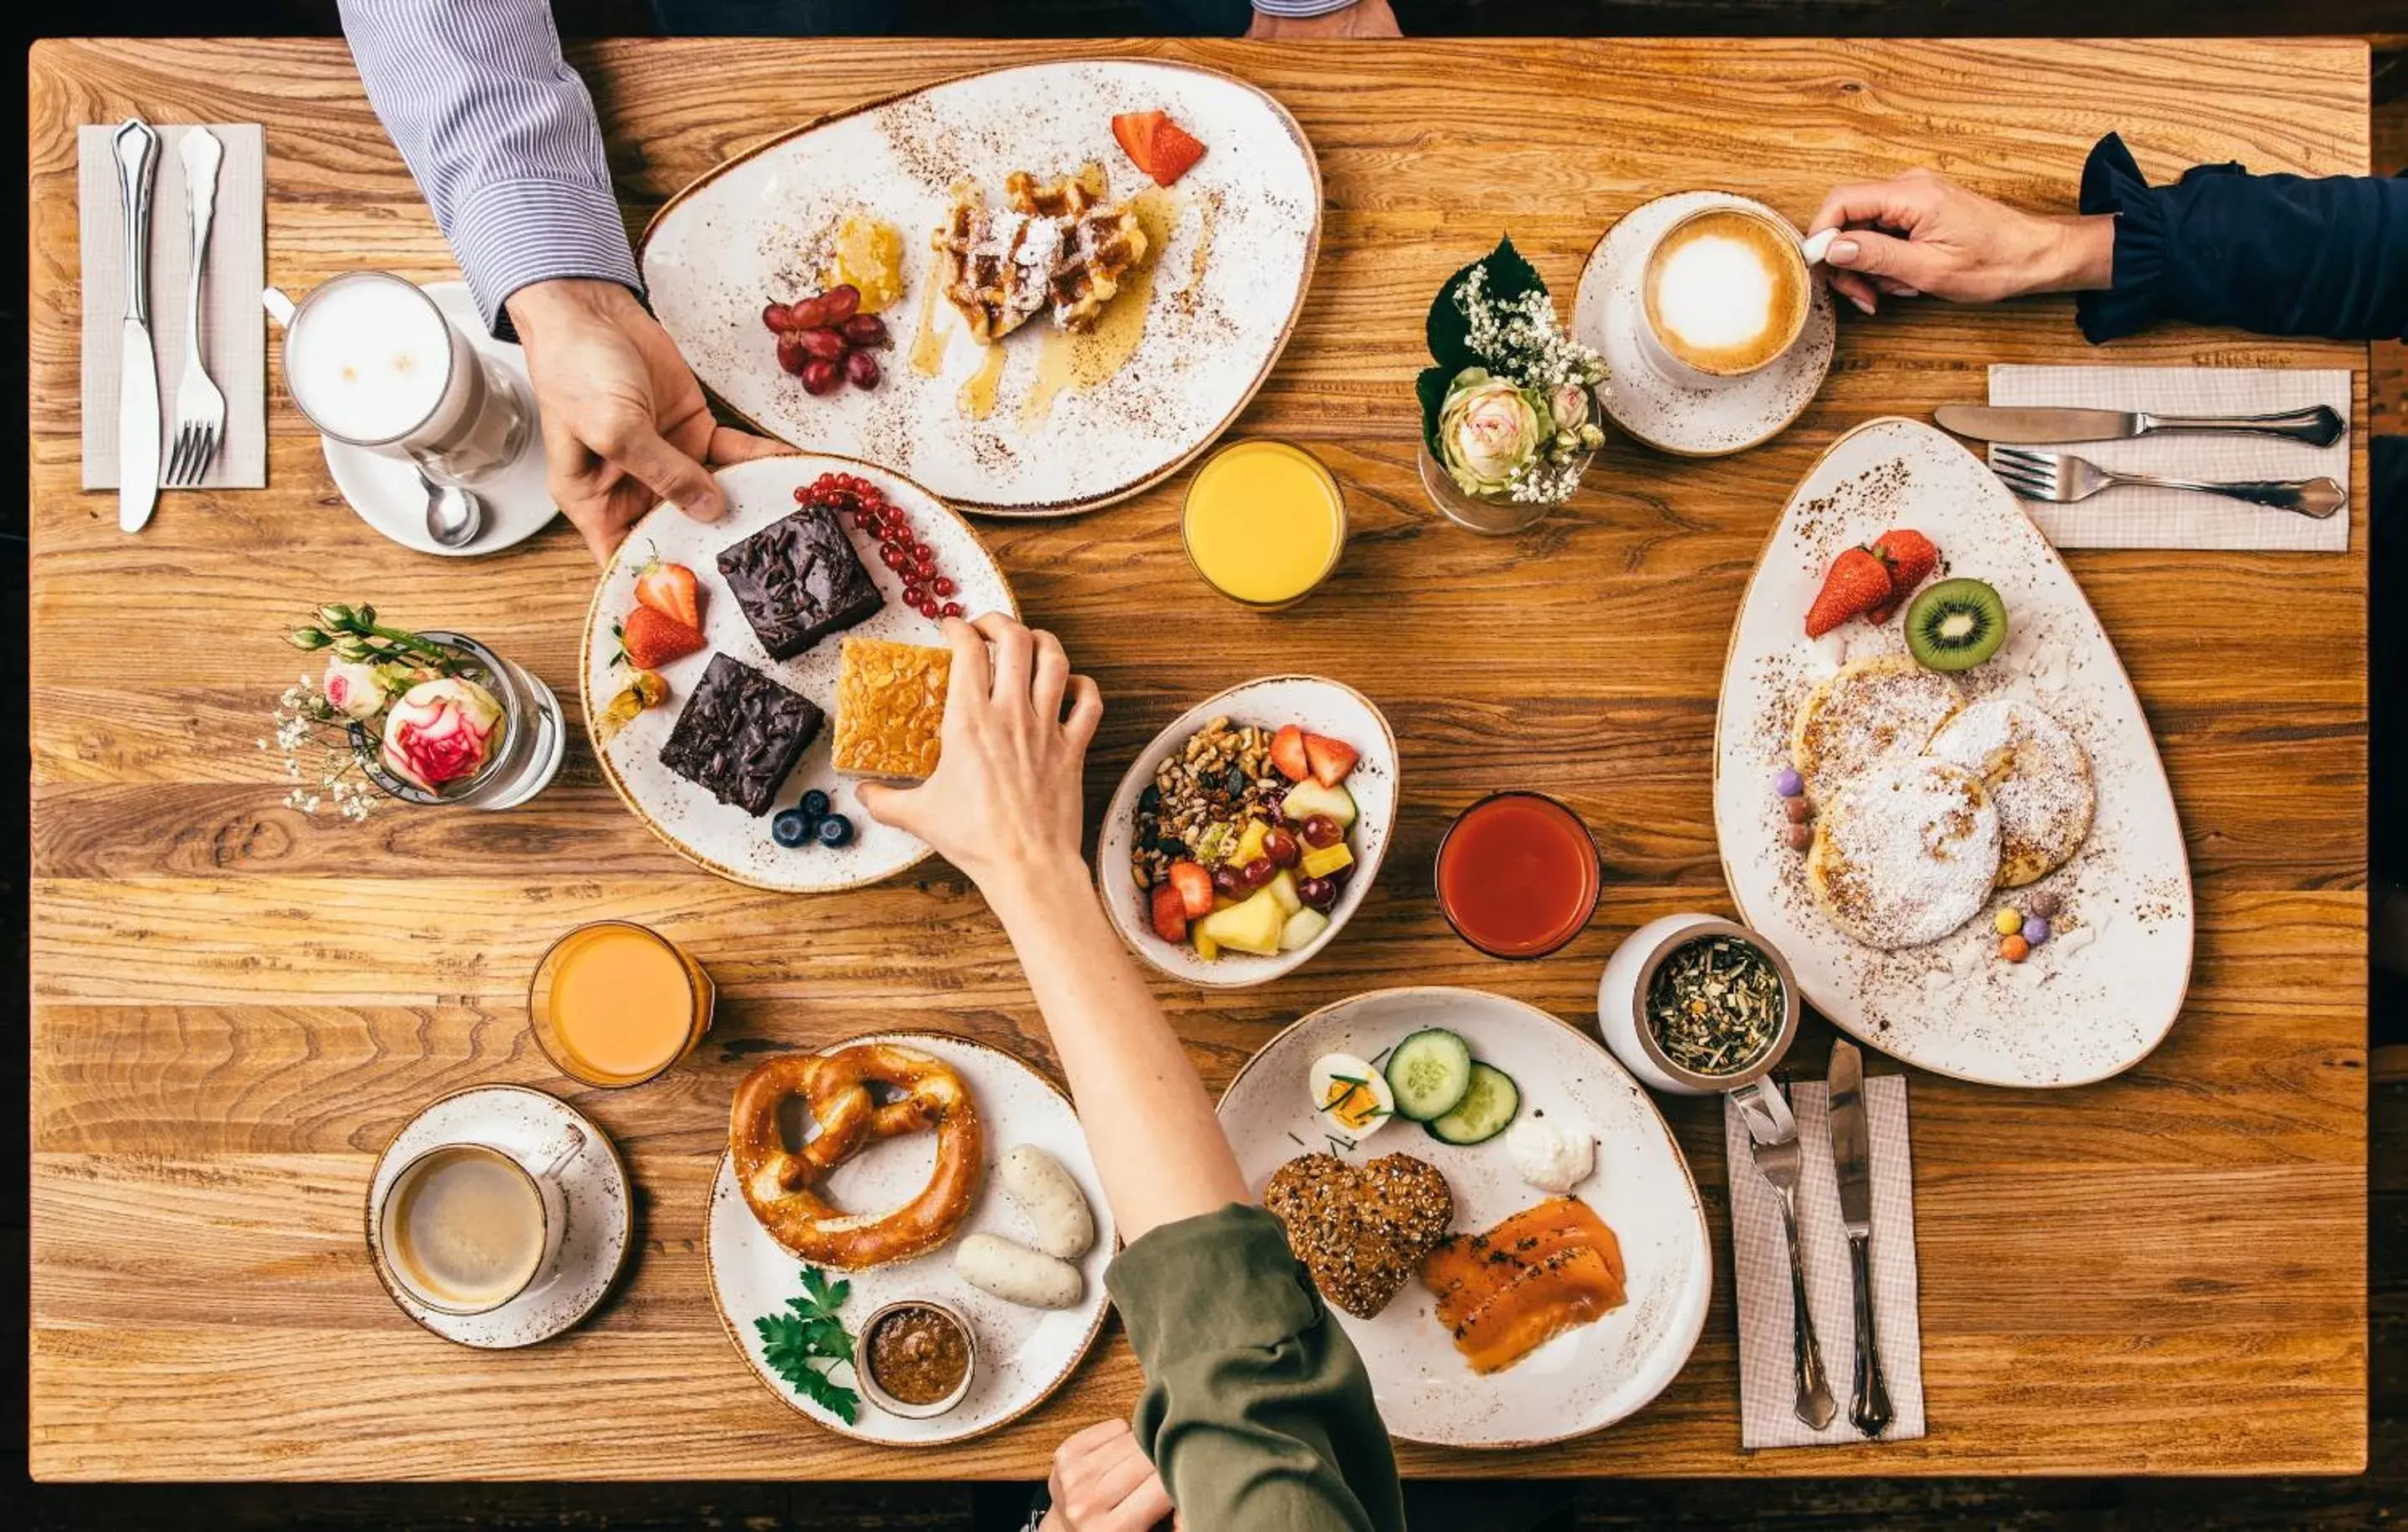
[1218,988,1712,1449]
[1714,416,2194,1087]
[579,455,1015,893]
[640,59,1321,517]
[704,1032,1116,1445]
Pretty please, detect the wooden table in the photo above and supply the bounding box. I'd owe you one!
[27,35,2371,1481]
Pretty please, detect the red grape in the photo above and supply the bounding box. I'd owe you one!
[823,284,861,323]
[1211,866,1240,898]
[845,350,881,389]
[1237,856,1274,891]
[1296,876,1337,912]
[763,302,793,332]
[1263,828,1299,868]
[800,358,842,395]
[774,333,809,375]
[1301,814,1343,849]
[789,295,830,330]
[797,327,847,362]
[841,313,890,348]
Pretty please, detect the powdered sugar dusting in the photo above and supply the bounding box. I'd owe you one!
[1809,758,2001,948]
[1927,696,2094,886]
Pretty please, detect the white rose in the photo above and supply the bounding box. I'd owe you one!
[322,657,390,721]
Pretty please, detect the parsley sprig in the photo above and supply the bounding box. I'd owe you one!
[754,1266,860,1423]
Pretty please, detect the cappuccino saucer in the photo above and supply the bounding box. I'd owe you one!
[319,281,559,557]
[365,1084,632,1349]
[1571,192,1836,457]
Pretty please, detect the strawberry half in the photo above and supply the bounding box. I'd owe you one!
[1804,547,1893,638]
[1270,723,1312,783]
[1303,733,1359,787]
[618,606,706,670]
[1864,529,1940,623]
[1141,120,1207,186]
[634,555,704,630]
[1111,111,1163,175]
[1168,860,1216,919]
[1150,881,1189,943]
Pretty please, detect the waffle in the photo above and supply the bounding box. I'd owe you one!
[932,166,1149,343]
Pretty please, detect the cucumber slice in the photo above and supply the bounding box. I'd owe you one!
[1385,1029,1473,1121]
[1426,1063,1521,1146]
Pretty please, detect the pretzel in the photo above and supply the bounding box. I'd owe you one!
[730,1042,984,1269]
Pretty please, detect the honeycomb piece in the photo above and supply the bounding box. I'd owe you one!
[832,637,951,779]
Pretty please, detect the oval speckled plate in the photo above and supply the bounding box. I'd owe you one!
[1095,676,1398,989]
[1218,988,1712,1449]
[579,454,1016,894]
[365,1085,633,1350]
[704,1032,1117,1445]
[638,59,1321,517]
[1714,416,2194,1086]
[1570,191,1836,458]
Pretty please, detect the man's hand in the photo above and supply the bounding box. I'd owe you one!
[503,278,787,562]
[1038,1420,1176,1532]
[1808,168,2116,315]
[1247,0,1400,39]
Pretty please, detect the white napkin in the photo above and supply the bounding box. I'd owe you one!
[1987,365,2349,553]
[1722,1075,1927,1450]
[79,123,267,490]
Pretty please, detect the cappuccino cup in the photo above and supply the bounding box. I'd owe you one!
[376,1126,585,1316]
[1635,205,1811,388]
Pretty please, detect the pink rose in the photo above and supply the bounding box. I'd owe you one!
[381,677,505,793]
[322,657,390,721]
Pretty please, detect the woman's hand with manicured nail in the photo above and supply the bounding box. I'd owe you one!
[1807,168,2116,315]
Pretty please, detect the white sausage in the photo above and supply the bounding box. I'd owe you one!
[999,1144,1095,1260]
[954,1233,1083,1310]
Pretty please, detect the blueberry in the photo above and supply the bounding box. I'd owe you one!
[815,812,855,847]
[772,809,812,848]
[801,789,832,820]
[1137,784,1161,815]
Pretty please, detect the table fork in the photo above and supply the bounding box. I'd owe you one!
[164,127,225,488]
[1737,1077,1837,1431]
[1989,446,2344,520]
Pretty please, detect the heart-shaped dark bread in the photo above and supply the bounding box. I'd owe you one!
[1263,1152,1455,1318]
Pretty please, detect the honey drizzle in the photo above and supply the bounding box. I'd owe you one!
[910,274,950,379]
[1019,186,1173,428]
[960,340,1007,420]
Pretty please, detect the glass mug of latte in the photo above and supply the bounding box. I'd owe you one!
[1635,205,1813,389]
[263,272,531,485]
[376,1127,585,1315]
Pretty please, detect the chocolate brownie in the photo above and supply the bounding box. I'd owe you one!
[657,653,824,816]
[716,505,885,661]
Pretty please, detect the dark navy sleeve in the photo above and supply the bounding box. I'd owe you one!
[2074,131,2408,345]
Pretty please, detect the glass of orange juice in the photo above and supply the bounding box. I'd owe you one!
[1181,439,1347,610]
[528,921,714,1088]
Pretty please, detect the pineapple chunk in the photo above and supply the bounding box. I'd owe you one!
[1232,820,1271,868]
[1278,906,1330,952]
[1196,887,1286,957]
[1281,779,1357,829]
[1299,841,1355,880]
[1266,871,1303,916]
[1192,927,1222,962]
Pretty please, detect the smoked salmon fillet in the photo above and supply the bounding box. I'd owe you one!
[1421,1196,1627,1374]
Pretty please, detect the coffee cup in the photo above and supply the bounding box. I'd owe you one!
[1632,205,1813,390]
[263,272,531,486]
[376,1126,585,1315]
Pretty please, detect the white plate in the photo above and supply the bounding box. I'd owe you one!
[704,1032,1116,1445]
[320,282,559,556]
[1095,676,1397,988]
[640,59,1321,516]
[579,454,1016,893]
[1570,192,1835,458]
[364,1085,633,1349]
[1714,416,2196,1086]
[1219,988,1712,1448]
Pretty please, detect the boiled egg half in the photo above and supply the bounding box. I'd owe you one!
[1307,1052,1395,1141]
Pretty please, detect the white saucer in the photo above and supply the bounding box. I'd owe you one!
[320,281,559,556]
[365,1084,632,1348]
[1571,192,1837,458]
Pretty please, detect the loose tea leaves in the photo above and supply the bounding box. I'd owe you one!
[1645,935,1783,1076]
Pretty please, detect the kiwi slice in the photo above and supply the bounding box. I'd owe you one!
[1904,578,2008,672]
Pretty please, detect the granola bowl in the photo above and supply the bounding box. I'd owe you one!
[1096,676,1398,989]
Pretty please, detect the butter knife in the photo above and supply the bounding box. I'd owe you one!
[112,118,161,533]
[1936,402,2343,449]
[1826,1039,1892,1438]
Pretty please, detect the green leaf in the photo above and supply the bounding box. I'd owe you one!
[1416,365,1454,458]
[1424,234,1550,377]
[752,1266,860,1423]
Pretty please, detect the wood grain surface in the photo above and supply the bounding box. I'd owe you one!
[26,35,2370,1482]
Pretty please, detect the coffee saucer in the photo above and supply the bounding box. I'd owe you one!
[320,281,559,557]
[365,1084,632,1349]
[1571,192,1837,457]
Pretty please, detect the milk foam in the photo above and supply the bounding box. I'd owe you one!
[287,276,453,442]
[1651,234,1779,351]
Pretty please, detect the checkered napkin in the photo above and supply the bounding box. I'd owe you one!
[1722,1075,1926,1449]
[1987,365,2349,553]
[79,124,267,490]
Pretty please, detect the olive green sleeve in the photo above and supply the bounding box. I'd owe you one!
[1105,1203,1405,1532]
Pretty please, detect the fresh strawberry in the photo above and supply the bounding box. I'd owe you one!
[618,606,706,669]
[1303,732,1359,787]
[1804,547,1892,638]
[1864,529,1940,622]
[1111,112,1162,174]
[1140,120,1207,186]
[634,555,704,629]
[1150,881,1189,943]
[1270,723,1312,783]
[1168,860,1216,920]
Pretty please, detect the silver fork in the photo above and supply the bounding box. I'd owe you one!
[164,127,226,488]
[1737,1077,1837,1431]
[1990,446,2344,520]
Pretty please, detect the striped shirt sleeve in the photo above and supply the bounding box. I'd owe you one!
[1250,0,1364,16]
[339,0,642,336]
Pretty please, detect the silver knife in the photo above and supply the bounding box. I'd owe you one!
[1936,402,2343,449]
[1827,1039,1892,1438]
[112,118,161,533]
